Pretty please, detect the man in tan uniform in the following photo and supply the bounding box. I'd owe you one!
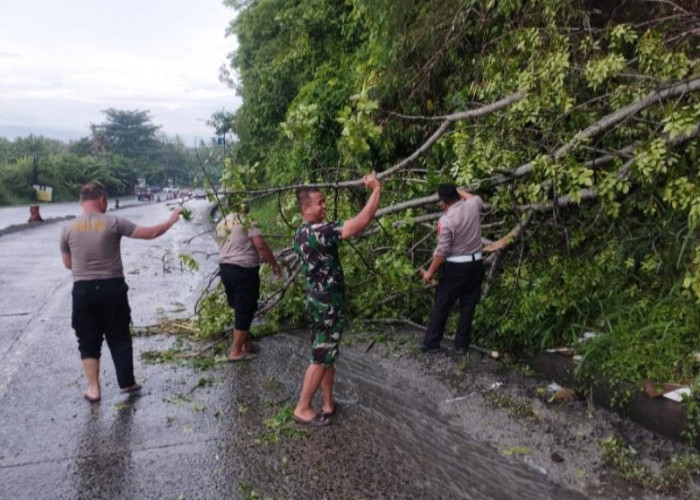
[216,205,281,362]
[419,183,485,355]
[60,181,183,402]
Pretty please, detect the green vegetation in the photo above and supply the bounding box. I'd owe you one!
[211,0,700,405]
[255,403,308,444]
[601,437,700,493]
[500,445,531,457]
[483,389,539,421]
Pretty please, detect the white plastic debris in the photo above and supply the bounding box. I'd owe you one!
[546,382,562,395]
[489,381,503,389]
[444,395,470,404]
[545,347,574,355]
[582,331,597,340]
[662,387,691,402]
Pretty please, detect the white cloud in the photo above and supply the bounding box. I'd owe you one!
[0,0,240,144]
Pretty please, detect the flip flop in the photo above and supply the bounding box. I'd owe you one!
[84,393,101,403]
[120,384,142,394]
[228,352,257,363]
[322,402,339,418]
[293,413,330,427]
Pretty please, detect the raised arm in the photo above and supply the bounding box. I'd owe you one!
[341,173,382,240]
[251,235,282,276]
[457,188,478,201]
[130,207,183,240]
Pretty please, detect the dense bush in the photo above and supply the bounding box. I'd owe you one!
[214,0,700,388]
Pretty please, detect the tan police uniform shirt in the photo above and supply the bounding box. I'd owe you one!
[60,213,136,281]
[434,197,483,258]
[217,213,262,268]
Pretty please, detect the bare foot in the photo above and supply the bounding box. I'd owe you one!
[294,407,318,422]
[229,344,255,361]
[229,351,256,362]
[84,385,101,402]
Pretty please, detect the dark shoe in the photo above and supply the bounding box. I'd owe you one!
[454,346,467,356]
[293,413,330,427]
[84,393,101,403]
[417,342,440,353]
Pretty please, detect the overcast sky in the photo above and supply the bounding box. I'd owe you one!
[0,0,240,145]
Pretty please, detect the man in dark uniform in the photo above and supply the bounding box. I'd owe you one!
[60,181,183,402]
[419,184,485,355]
[293,173,381,426]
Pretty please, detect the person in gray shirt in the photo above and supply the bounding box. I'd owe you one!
[60,181,183,403]
[216,205,281,362]
[418,183,485,355]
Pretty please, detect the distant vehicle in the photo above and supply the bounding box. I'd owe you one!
[137,187,153,201]
[193,189,206,199]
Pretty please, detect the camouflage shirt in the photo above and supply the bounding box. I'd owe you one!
[293,221,345,295]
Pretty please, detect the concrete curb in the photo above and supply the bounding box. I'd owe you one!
[530,352,699,449]
[0,216,75,237]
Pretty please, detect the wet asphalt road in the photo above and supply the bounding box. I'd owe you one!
[0,200,585,499]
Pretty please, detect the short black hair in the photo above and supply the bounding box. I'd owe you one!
[80,181,107,201]
[296,187,321,208]
[437,183,459,203]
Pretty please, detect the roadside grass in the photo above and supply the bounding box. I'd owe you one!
[601,437,700,493]
[249,195,296,239]
[483,390,539,421]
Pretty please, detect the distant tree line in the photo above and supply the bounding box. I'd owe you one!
[0,109,225,205]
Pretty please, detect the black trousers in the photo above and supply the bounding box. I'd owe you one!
[72,278,135,389]
[423,260,485,350]
[219,263,260,331]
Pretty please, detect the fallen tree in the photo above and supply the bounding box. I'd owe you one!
[187,0,700,408]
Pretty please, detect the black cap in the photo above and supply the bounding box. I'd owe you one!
[437,183,459,203]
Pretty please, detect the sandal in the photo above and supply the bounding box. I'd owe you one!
[84,393,101,403]
[293,413,330,427]
[322,402,339,418]
[228,352,257,363]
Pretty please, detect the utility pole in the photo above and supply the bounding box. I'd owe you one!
[31,134,39,186]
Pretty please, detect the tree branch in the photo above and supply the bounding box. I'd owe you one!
[218,90,528,198]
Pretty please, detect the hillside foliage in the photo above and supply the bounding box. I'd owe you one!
[213,0,700,391]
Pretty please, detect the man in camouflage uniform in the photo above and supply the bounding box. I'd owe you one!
[293,173,381,426]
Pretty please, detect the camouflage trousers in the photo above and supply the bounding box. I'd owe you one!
[305,289,346,367]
